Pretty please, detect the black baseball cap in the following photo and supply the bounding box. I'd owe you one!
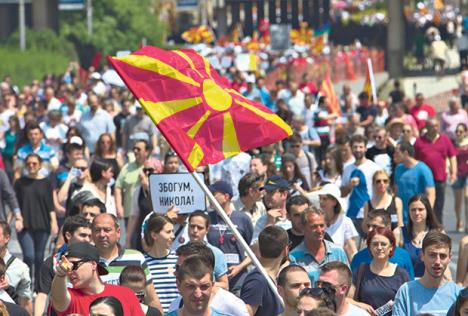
[64,242,108,275]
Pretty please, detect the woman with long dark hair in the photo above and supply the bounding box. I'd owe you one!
[89,296,124,316]
[94,132,124,178]
[400,194,444,278]
[14,153,58,288]
[280,153,310,195]
[74,159,116,215]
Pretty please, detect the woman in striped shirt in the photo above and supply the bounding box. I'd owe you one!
[143,214,178,313]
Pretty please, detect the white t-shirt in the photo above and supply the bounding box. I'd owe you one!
[326,215,359,248]
[342,159,382,218]
[345,302,371,316]
[168,287,249,316]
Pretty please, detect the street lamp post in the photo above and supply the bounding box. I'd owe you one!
[87,0,93,36]
[19,0,26,51]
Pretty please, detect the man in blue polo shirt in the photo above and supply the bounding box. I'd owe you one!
[350,209,415,280]
[289,207,348,284]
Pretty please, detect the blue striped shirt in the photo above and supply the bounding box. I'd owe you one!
[144,251,179,313]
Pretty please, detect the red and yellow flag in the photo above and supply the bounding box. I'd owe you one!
[319,73,340,115]
[108,47,292,171]
[362,63,372,101]
[290,22,313,45]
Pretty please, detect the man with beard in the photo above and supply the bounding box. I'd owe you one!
[341,135,382,235]
[393,231,462,316]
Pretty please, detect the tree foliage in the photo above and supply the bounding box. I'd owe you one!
[60,0,167,56]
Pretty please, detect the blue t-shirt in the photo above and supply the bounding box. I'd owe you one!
[350,247,415,280]
[347,168,370,218]
[394,162,434,224]
[392,280,462,316]
[289,240,348,284]
[240,268,283,316]
[206,243,228,280]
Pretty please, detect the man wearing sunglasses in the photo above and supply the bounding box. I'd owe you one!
[317,261,370,316]
[51,241,144,315]
[115,139,151,221]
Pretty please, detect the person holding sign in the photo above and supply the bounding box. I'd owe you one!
[207,181,253,295]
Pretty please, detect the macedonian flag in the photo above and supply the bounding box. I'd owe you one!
[108,46,292,171]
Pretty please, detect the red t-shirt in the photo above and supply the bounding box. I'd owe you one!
[414,134,457,181]
[410,104,437,129]
[52,284,145,316]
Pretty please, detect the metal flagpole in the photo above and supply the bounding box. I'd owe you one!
[189,171,284,305]
[367,58,378,103]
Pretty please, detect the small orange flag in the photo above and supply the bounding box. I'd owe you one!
[320,73,341,115]
[363,63,372,101]
[108,46,292,171]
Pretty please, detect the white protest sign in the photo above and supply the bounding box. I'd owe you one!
[149,173,206,214]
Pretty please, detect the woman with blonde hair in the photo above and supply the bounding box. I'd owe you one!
[363,170,404,244]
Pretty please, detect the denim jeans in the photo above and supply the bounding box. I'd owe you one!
[17,229,49,289]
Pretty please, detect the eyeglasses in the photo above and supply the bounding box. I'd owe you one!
[69,259,90,271]
[135,291,145,303]
[143,167,154,174]
[370,241,390,248]
[375,179,389,184]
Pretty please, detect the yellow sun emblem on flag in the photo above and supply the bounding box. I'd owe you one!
[109,47,292,170]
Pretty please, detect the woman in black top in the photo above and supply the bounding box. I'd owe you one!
[363,170,404,243]
[280,153,310,195]
[352,227,409,316]
[14,153,58,288]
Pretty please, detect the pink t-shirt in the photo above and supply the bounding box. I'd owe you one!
[410,104,437,129]
[414,134,457,181]
[441,109,468,140]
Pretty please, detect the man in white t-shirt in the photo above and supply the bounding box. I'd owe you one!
[340,135,382,235]
[317,261,370,316]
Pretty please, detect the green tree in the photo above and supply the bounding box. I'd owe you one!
[60,0,166,56]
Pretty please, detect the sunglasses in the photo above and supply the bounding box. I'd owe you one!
[143,167,154,174]
[69,259,90,271]
[300,287,326,297]
[75,167,87,171]
[375,179,389,184]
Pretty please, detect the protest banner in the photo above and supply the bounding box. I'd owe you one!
[149,173,206,214]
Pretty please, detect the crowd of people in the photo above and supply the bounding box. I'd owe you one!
[0,51,467,316]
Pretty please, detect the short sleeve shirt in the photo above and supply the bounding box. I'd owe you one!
[115,161,142,217]
[414,134,457,181]
[289,240,349,284]
[240,269,284,316]
[54,284,144,316]
[394,162,435,223]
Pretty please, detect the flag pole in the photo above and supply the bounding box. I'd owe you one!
[189,171,284,305]
[367,58,378,103]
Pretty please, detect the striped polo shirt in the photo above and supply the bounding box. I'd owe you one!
[99,246,153,286]
[144,251,179,313]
